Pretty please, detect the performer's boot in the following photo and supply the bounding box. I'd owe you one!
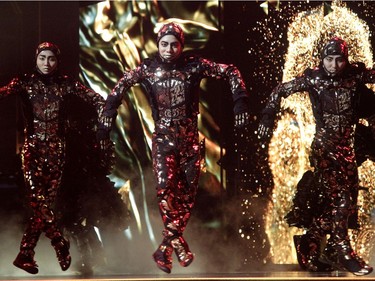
[51,236,71,271]
[352,252,373,272]
[171,235,194,267]
[152,236,173,274]
[293,234,333,272]
[320,240,372,276]
[13,249,38,274]
[13,220,41,274]
[319,206,372,276]
[153,175,197,273]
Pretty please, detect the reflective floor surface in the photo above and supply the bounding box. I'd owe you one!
[2,265,375,281]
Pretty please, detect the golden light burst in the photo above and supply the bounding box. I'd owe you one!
[266,1,375,264]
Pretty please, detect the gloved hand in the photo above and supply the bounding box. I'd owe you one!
[257,113,274,140]
[234,111,250,128]
[233,96,250,129]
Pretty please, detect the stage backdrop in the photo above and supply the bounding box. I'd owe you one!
[0,0,374,277]
[79,0,375,269]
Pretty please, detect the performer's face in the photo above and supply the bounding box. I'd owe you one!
[158,35,182,62]
[36,50,58,75]
[323,55,346,76]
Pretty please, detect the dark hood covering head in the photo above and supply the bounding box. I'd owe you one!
[320,37,348,61]
[35,42,61,62]
[157,22,185,48]
[35,42,61,77]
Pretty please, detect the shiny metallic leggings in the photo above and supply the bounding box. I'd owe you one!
[152,119,200,242]
[308,130,358,252]
[19,140,65,251]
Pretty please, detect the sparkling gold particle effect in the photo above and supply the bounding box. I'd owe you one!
[266,1,375,264]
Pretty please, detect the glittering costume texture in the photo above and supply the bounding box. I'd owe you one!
[262,61,375,264]
[152,118,200,239]
[103,53,247,267]
[78,2,232,248]
[0,71,105,253]
[250,1,375,264]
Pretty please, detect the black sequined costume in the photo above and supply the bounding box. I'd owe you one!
[260,59,375,274]
[0,69,106,273]
[102,52,248,272]
[56,94,129,276]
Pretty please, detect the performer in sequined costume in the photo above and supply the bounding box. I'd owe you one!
[99,22,249,273]
[58,97,129,276]
[258,37,375,276]
[0,42,107,274]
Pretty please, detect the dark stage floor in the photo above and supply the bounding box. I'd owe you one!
[2,265,375,281]
[1,185,374,281]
